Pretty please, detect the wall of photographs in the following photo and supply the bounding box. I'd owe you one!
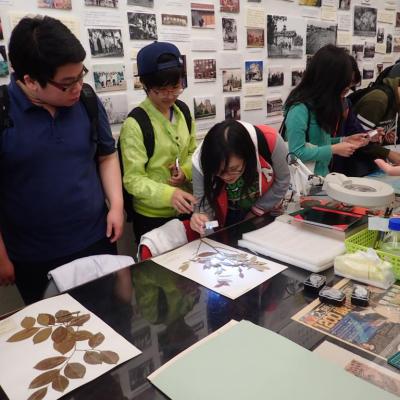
[0,0,399,137]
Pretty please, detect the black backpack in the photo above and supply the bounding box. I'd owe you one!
[0,82,100,146]
[347,65,395,114]
[118,99,192,222]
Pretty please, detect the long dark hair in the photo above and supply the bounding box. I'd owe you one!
[200,120,257,213]
[285,44,353,134]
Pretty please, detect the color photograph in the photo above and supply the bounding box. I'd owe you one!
[194,96,216,119]
[191,2,215,29]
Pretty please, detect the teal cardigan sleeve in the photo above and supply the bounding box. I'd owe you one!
[285,103,333,164]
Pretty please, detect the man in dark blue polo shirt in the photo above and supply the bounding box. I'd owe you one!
[0,16,124,304]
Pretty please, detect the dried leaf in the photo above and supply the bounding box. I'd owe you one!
[100,350,119,364]
[55,310,73,323]
[69,314,90,327]
[7,327,40,342]
[29,369,59,389]
[21,317,36,329]
[34,356,67,371]
[64,362,86,379]
[88,332,105,348]
[52,374,69,392]
[27,387,47,400]
[197,251,217,257]
[53,336,75,355]
[51,326,68,343]
[179,262,190,272]
[37,313,55,326]
[74,330,93,341]
[33,327,52,344]
[84,351,102,365]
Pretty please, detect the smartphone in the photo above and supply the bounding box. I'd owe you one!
[368,129,378,138]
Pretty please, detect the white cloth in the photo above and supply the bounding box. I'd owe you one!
[48,254,134,292]
[138,218,188,260]
[238,220,345,272]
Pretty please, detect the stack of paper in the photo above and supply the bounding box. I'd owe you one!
[238,220,346,272]
[148,320,397,400]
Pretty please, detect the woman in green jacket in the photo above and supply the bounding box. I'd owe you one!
[284,45,368,177]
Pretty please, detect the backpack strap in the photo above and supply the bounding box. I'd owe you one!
[117,138,135,222]
[280,103,311,142]
[0,84,13,131]
[128,107,154,167]
[254,126,272,167]
[174,99,192,133]
[79,83,99,145]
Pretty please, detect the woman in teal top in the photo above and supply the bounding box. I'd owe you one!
[284,45,369,176]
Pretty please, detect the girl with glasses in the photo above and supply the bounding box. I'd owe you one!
[190,119,290,235]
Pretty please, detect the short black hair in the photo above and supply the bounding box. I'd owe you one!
[9,16,86,86]
[140,54,185,91]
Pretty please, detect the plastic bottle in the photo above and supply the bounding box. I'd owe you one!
[380,218,400,256]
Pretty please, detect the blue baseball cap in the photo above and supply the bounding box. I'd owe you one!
[136,41,183,77]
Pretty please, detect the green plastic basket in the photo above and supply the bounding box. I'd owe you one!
[345,228,400,280]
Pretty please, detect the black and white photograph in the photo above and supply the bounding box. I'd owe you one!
[291,67,304,86]
[396,12,400,29]
[377,27,384,44]
[338,0,350,10]
[224,96,241,120]
[267,97,283,117]
[93,63,126,92]
[128,359,154,392]
[38,0,72,9]
[247,28,264,48]
[0,45,8,77]
[394,36,400,53]
[0,17,3,41]
[133,62,143,90]
[131,326,152,351]
[363,41,375,58]
[161,14,188,27]
[222,17,237,50]
[128,12,157,40]
[245,61,263,82]
[362,65,374,80]
[193,58,216,82]
[376,63,384,74]
[88,29,124,57]
[127,0,153,7]
[353,6,377,38]
[351,44,364,61]
[194,96,216,119]
[223,68,242,92]
[191,2,215,29]
[220,0,239,13]
[386,34,393,54]
[299,0,321,6]
[99,93,128,124]
[84,0,118,7]
[267,67,284,87]
[267,15,305,59]
[306,20,337,55]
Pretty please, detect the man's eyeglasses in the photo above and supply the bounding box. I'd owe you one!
[47,66,89,92]
[151,84,184,97]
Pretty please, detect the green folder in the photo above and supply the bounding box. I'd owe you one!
[148,320,397,400]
